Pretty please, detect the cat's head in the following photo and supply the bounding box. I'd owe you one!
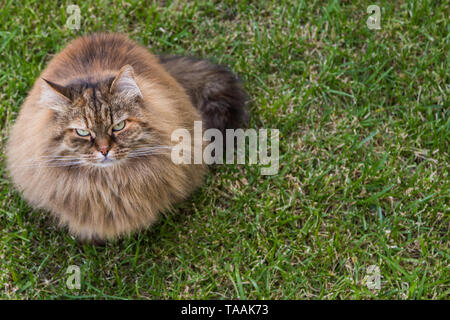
[39,65,166,168]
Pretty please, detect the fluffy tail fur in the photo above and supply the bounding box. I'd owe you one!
[158,56,249,133]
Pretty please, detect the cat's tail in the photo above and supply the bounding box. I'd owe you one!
[158,56,249,133]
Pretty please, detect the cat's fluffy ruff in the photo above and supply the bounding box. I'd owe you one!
[6,34,212,242]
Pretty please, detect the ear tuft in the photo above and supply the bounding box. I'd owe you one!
[110,65,142,99]
[39,79,72,112]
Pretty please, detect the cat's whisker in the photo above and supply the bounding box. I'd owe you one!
[36,156,94,162]
[131,151,171,155]
[132,146,173,151]
[13,155,96,166]
[127,146,172,154]
[10,162,86,168]
[127,153,169,157]
[38,155,81,158]
[138,146,173,149]
[111,149,172,158]
[130,148,172,154]
[24,158,92,165]
[126,151,171,158]
[35,158,81,162]
[131,149,172,153]
[38,154,93,158]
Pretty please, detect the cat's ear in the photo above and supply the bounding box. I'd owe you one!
[110,65,142,99]
[40,79,72,112]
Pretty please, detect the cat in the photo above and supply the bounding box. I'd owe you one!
[6,33,248,244]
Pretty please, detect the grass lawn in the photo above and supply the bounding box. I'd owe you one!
[0,0,448,299]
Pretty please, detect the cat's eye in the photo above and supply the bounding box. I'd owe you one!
[112,120,126,132]
[75,129,90,137]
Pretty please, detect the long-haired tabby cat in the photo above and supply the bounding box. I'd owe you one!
[6,33,248,244]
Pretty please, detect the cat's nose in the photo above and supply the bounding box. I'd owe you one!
[99,146,109,156]
[96,139,110,156]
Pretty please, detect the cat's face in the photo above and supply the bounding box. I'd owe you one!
[58,90,152,168]
[40,65,164,168]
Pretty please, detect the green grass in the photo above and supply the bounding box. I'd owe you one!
[0,0,448,299]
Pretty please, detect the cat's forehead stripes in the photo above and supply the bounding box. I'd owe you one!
[51,75,139,132]
[67,79,113,126]
[81,90,114,130]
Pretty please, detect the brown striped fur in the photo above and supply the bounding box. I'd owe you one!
[6,33,229,243]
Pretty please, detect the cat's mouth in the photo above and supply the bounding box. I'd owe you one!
[89,150,123,167]
[99,158,114,164]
